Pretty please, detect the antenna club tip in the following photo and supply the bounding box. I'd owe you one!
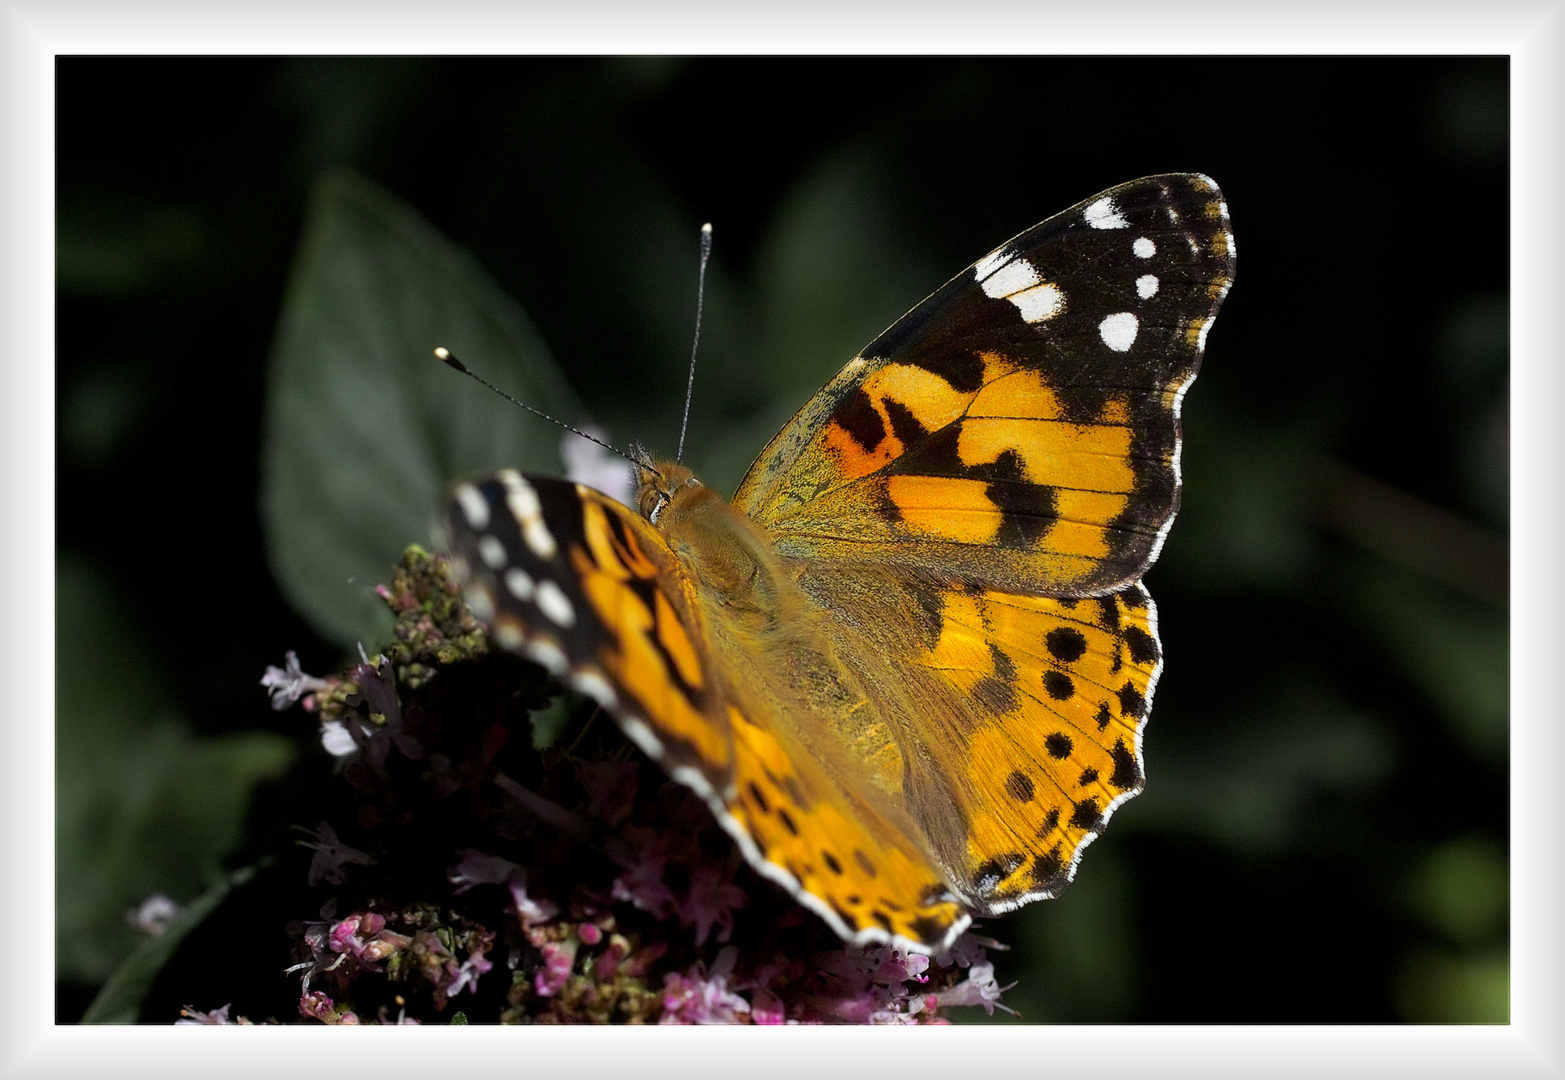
[433,346,469,373]
[700,222,712,234]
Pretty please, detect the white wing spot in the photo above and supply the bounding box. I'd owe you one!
[524,638,567,675]
[1136,274,1159,299]
[1085,197,1129,229]
[571,669,618,709]
[1133,237,1155,258]
[499,472,558,560]
[504,566,536,601]
[535,579,576,627]
[463,584,495,622]
[619,715,665,760]
[1099,312,1139,352]
[974,248,1012,280]
[1010,282,1064,323]
[477,534,508,570]
[979,258,1040,298]
[454,483,489,531]
[977,257,1063,323]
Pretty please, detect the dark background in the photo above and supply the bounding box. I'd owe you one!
[56,56,1508,1023]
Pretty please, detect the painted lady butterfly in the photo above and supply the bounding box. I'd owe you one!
[441,174,1235,954]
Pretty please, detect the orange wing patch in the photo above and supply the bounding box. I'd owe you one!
[721,703,967,949]
[912,583,1161,912]
[737,173,1234,595]
[568,495,732,776]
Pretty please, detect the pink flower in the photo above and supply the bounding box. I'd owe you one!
[749,988,787,1025]
[610,838,679,920]
[533,939,577,997]
[298,991,336,1022]
[659,947,751,1025]
[676,864,747,946]
[447,950,494,998]
[175,1003,233,1025]
[928,960,1017,1017]
[261,651,330,710]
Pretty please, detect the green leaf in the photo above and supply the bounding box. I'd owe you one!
[80,862,266,1025]
[56,557,294,987]
[261,170,585,648]
[1354,566,1508,761]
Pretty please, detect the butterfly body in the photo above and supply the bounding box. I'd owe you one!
[443,174,1236,953]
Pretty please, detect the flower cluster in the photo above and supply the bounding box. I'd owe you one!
[230,547,1015,1025]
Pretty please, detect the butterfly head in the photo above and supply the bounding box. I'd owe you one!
[632,453,703,525]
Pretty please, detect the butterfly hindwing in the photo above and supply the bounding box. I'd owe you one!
[912,581,1160,912]
[735,173,1235,596]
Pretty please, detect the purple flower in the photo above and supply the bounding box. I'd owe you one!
[928,959,1017,1017]
[660,947,751,1025]
[533,939,577,997]
[676,864,747,946]
[318,718,359,758]
[577,759,639,826]
[175,1003,233,1025]
[294,821,376,887]
[447,950,494,998]
[261,651,331,710]
[609,836,679,920]
[749,987,787,1025]
[127,893,181,937]
[348,652,424,763]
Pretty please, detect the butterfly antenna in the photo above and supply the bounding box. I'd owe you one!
[432,347,638,465]
[675,222,713,464]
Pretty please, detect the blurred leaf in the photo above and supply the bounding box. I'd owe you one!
[56,200,205,296]
[1408,837,1508,946]
[261,170,585,648]
[1130,693,1392,852]
[529,696,577,750]
[80,862,264,1025]
[1163,417,1318,593]
[1354,566,1508,761]
[1395,948,1508,1022]
[56,557,294,986]
[60,362,152,467]
[757,150,933,395]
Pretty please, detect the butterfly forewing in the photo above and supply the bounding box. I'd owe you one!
[443,471,736,789]
[735,173,1235,597]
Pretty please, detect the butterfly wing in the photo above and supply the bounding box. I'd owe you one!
[732,174,1233,912]
[442,470,970,950]
[805,567,1163,914]
[443,470,736,789]
[735,173,1235,596]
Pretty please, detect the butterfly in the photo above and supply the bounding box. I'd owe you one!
[440,174,1235,954]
